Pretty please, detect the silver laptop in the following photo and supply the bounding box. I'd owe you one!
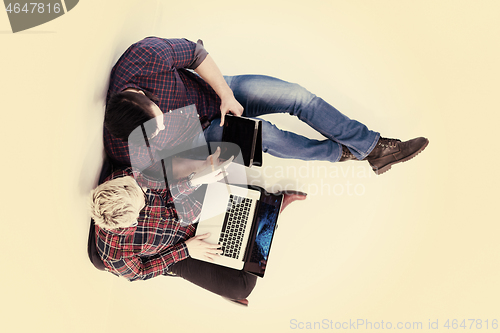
[195,181,283,277]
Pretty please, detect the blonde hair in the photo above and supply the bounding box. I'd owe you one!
[89,176,143,230]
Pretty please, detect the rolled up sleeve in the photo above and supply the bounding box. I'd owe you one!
[144,37,209,71]
[188,39,209,69]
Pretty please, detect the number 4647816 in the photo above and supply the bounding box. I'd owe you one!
[6,3,61,14]
[444,319,498,329]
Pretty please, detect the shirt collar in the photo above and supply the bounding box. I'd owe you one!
[107,226,137,236]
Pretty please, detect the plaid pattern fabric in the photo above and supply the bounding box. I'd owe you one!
[95,168,197,281]
[128,104,203,173]
[104,37,221,168]
[129,167,202,224]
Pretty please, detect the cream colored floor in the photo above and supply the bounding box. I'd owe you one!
[1,1,499,332]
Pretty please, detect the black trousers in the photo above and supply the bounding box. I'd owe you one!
[169,258,257,300]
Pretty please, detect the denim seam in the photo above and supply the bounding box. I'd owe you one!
[334,141,343,162]
[359,132,380,160]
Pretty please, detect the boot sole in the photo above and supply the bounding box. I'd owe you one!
[372,139,429,175]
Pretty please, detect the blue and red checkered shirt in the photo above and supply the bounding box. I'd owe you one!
[95,168,199,281]
[104,37,221,168]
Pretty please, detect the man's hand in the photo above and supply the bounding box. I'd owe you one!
[220,95,243,127]
[193,55,244,126]
[185,233,222,261]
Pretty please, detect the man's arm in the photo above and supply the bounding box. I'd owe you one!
[194,54,244,126]
[134,38,242,125]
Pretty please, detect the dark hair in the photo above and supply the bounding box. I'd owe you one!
[104,90,159,141]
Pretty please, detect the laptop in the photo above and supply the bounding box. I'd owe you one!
[195,181,283,278]
[221,115,263,167]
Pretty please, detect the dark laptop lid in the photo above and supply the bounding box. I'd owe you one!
[243,191,283,277]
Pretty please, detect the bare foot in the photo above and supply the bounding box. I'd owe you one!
[280,191,307,213]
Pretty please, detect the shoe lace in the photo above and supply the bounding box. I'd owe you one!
[379,137,400,148]
[342,146,354,157]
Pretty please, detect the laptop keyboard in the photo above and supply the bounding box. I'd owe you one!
[218,194,252,259]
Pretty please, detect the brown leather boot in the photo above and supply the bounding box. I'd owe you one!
[365,137,429,175]
[339,145,357,162]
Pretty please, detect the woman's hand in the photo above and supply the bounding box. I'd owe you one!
[185,233,222,261]
[190,147,233,186]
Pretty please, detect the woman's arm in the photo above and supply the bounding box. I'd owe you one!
[104,235,222,281]
[105,242,189,281]
[133,148,228,200]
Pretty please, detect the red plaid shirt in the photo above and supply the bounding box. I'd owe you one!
[104,37,221,168]
[95,168,199,281]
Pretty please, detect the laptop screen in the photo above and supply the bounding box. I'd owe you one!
[249,199,280,267]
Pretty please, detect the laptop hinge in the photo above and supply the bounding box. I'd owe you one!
[242,199,261,263]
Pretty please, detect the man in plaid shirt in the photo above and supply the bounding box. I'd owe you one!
[104,37,428,177]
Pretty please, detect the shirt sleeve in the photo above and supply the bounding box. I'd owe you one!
[104,242,189,281]
[188,39,209,69]
[131,168,200,201]
[173,193,203,225]
[145,37,208,71]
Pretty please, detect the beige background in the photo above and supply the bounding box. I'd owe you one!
[1,0,499,332]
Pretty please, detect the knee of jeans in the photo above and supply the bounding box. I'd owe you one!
[260,121,283,153]
[288,83,316,115]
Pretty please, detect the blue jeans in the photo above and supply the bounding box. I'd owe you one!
[203,75,380,162]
